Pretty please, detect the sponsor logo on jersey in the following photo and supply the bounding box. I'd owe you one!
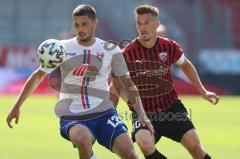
[66,52,77,56]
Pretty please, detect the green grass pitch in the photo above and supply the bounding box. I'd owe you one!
[0,95,239,159]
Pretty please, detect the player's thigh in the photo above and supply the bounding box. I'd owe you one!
[161,102,195,142]
[112,132,138,158]
[180,128,202,150]
[68,124,95,145]
[96,109,128,151]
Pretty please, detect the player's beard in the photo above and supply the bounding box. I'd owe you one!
[140,35,151,42]
[139,32,151,42]
[77,34,92,42]
[140,32,157,42]
[77,30,94,43]
[142,37,151,42]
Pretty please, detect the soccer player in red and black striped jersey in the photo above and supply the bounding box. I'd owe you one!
[110,4,219,159]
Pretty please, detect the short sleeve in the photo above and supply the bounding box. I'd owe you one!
[171,40,184,64]
[175,54,185,65]
[111,47,129,77]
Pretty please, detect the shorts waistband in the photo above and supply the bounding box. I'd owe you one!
[60,108,114,121]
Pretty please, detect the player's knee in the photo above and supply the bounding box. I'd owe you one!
[122,149,139,159]
[136,138,155,155]
[70,131,92,148]
[73,134,91,148]
[69,126,92,147]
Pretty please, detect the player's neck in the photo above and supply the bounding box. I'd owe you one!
[138,36,158,49]
[77,37,96,47]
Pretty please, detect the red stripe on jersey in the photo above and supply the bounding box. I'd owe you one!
[151,46,158,112]
[123,37,182,113]
[72,66,84,76]
[73,67,78,75]
[79,66,86,76]
[140,47,148,112]
[81,77,87,109]
[76,67,82,76]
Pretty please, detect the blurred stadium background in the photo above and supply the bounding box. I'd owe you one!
[1,0,240,95]
[0,0,240,159]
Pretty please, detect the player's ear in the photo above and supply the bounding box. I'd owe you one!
[156,19,160,28]
[94,18,98,28]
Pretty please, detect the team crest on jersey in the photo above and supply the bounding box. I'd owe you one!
[96,52,104,58]
[159,52,167,62]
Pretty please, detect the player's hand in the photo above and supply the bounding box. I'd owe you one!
[202,91,219,105]
[6,106,20,128]
[138,114,155,135]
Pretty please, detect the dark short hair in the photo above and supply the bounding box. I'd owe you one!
[72,4,96,20]
[135,4,159,17]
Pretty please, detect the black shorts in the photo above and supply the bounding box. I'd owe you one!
[132,101,195,143]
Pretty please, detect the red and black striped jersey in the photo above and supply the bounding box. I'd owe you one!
[123,37,184,113]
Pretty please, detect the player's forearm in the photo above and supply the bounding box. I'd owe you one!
[119,77,146,117]
[110,77,125,107]
[180,60,206,95]
[126,85,146,117]
[15,70,46,109]
[109,84,120,108]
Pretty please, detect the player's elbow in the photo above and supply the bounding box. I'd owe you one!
[179,58,194,70]
[110,93,119,108]
[31,69,47,82]
[120,78,135,90]
[109,84,120,107]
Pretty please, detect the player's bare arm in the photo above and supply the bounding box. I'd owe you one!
[109,77,123,108]
[117,75,154,134]
[178,57,219,105]
[6,69,47,128]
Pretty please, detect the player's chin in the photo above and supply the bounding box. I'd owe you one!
[142,37,151,42]
[78,36,90,42]
[139,34,145,38]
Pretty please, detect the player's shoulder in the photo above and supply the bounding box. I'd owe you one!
[158,37,180,46]
[95,38,111,48]
[95,37,106,45]
[60,37,77,46]
[122,39,138,53]
[97,38,122,54]
[97,38,116,47]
